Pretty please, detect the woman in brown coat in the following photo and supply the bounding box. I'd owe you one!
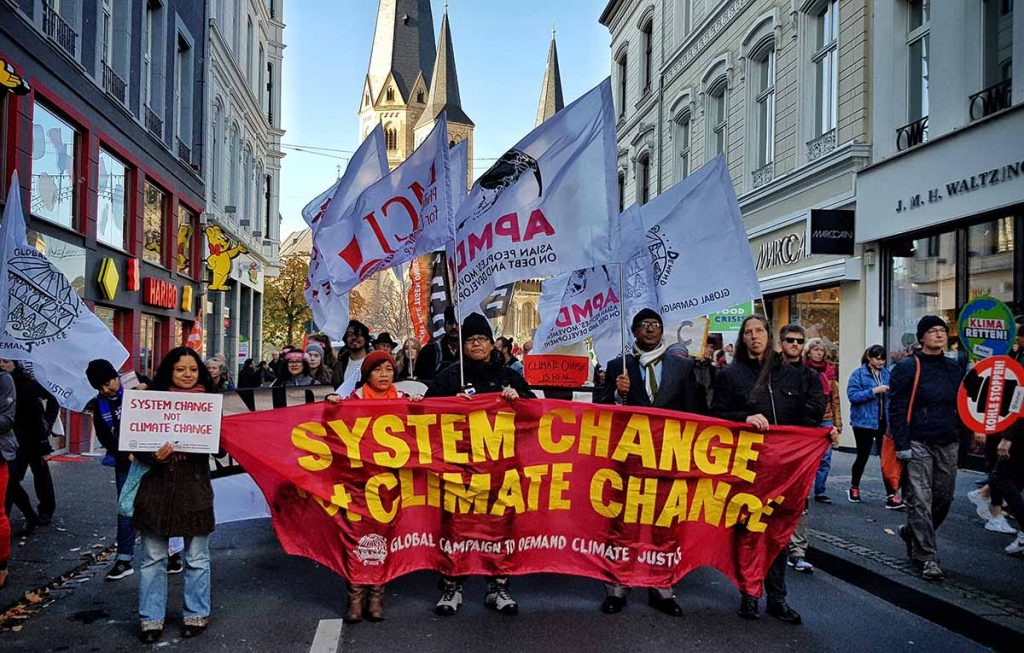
[134,347,217,643]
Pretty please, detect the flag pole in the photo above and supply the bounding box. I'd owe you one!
[618,263,628,367]
[448,255,466,390]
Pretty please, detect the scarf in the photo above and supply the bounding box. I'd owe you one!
[806,358,836,396]
[353,385,402,400]
[633,340,668,400]
[97,386,124,433]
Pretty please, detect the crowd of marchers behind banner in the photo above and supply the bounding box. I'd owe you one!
[0,308,1022,645]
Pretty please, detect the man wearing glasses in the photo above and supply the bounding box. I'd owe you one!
[889,316,965,581]
[595,308,700,617]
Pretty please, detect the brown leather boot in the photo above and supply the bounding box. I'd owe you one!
[366,585,385,622]
[344,585,365,624]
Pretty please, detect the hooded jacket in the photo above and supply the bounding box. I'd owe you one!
[711,354,825,427]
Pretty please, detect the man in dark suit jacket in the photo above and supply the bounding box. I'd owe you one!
[595,308,700,617]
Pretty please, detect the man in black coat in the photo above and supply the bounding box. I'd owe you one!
[595,308,699,617]
[415,306,462,382]
[711,315,825,625]
[426,312,534,617]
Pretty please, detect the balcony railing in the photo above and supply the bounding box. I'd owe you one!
[896,116,928,151]
[176,137,192,164]
[969,79,1013,122]
[101,61,127,105]
[144,104,163,139]
[806,129,836,162]
[752,162,774,189]
[42,2,77,58]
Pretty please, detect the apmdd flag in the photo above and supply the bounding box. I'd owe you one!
[451,79,617,312]
[315,116,454,298]
[221,395,829,594]
[304,126,389,339]
[0,172,128,410]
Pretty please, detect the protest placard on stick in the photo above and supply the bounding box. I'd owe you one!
[120,390,223,453]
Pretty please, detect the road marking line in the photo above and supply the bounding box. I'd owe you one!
[310,618,344,653]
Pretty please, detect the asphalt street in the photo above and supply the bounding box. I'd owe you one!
[0,514,988,652]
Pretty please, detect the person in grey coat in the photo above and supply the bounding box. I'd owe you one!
[0,366,17,588]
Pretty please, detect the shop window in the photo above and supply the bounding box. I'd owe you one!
[143,182,166,266]
[174,320,184,347]
[968,218,1015,303]
[767,287,841,350]
[140,314,163,380]
[177,204,196,276]
[97,149,128,249]
[31,102,78,229]
[94,306,115,333]
[888,230,958,363]
[27,229,86,297]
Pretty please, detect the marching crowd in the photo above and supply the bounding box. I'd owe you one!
[0,307,1022,643]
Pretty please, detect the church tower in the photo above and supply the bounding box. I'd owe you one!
[535,30,565,127]
[414,6,474,188]
[359,0,437,170]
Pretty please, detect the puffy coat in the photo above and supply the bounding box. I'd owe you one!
[426,356,535,399]
[847,364,891,430]
[711,354,825,427]
[888,352,964,451]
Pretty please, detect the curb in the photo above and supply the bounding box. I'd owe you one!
[806,529,1024,651]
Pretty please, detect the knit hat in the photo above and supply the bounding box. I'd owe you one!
[305,342,325,358]
[360,350,396,384]
[916,315,948,342]
[631,308,663,331]
[461,312,494,343]
[284,350,307,362]
[86,359,119,390]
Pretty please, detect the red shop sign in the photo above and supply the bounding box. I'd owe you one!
[143,277,179,310]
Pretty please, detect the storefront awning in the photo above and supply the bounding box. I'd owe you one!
[758,258,861,295]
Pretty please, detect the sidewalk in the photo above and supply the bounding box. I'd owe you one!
[805,450,1024,650]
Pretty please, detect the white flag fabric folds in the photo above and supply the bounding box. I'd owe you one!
[449,139,469,212]
[303,126,389,339]
[450,79,617,312]
[0,172,129,411]
[314,116,454,308]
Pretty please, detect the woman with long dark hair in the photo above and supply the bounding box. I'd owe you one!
[273,351,314,387]
[305,343,336,386]
[133,347,217,643]
[847,345,902,508]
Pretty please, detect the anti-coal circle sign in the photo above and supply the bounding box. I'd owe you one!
[958,355,1024,435]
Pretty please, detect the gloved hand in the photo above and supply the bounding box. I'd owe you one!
[895,449,913,461]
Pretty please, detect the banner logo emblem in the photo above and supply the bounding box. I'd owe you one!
[465,149,542,225]
[6,250,82,346]
[646,225,679,286]
[355,534,388,566]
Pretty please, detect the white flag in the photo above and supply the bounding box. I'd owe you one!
[0,172,129,411]
[451,79,617,312]
[302,126,389,339]
[449,139,469,212]
[315,115,453,298]
[632,156,761,324]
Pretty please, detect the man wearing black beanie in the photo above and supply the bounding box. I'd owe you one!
[425,312,534,618]
[889,315,965,581]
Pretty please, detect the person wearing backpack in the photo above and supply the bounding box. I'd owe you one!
[414,306,461,382]
[889,316,964,581]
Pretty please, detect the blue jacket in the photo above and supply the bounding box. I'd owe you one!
[847,364,890,429]
[888,352,964,451]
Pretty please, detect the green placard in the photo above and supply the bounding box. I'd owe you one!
[708,301,755,334]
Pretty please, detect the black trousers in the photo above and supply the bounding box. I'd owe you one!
[989,443,1024,524]
[4,450,55,521]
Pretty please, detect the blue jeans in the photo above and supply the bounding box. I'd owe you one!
[114,468,135,561]
[814,421,834,497]
[138,533,211,627]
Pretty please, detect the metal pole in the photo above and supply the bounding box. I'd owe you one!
[448,253,465,390]
[618,263,628,366]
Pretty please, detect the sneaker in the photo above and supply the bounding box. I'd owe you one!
[105,560,134,581]
[847,487,861,503]
[434,581,462,616]
[1005,533,1024,556]
[167,553,184,575]
[885,494,906,510]
[788,557,814,573]
[968,489,994,521]
[921,560,944,581]
[985,515,1017,534]
[814,495,833,505]
[484,579,518,616]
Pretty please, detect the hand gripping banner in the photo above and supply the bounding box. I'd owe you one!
[221,395,828,596]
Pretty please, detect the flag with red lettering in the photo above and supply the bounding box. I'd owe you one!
[450,79,616,313]
[407,256,431,344]
[314,116,453,306]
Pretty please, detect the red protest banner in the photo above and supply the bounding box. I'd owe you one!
[407,255,432,344]
[221,396,828,596]
[523,354,591,387]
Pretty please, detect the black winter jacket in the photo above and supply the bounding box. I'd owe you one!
[426,356,535,399]
[711,355,826,427]
[9,369,58,456]
[888,352,964,451]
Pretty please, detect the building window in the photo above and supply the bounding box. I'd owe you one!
[813,0,839,136]
[210,104,222,201]
[97,149,127,249]
[258,43,265,99]
[417,89,425,103]
[617,171,625,213]
[968,217,1015,303]
[243,146,253,224]
[175,33,194,148]
[233,0,241,56]
[616,51,628,119]
[706,81,728,159]
[673,111,690,181]
[266,63,274,124]
[264,174,272,237]
[143,182,166,266]
[228,124,239,205]
[246,18,254,84]
[101,0,113,65]
[139,314,162,380]
[30,102,78,229]
[637,153,651,205]
[177,205,196,276]
[982,0,1014,87]
[142,0,165,116]
[386,87,395,102]
[907,0,929,124]
[676,0,691,42]
[888,229,957,363]
[753,47,776,168]
[385,126,398,151]
[641,19,653,94]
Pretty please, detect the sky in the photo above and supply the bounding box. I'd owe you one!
[278,0,611,238]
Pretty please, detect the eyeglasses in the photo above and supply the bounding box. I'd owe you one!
[925,327,947,336]
[638,321,662,330]
[465,336,490,345]
[783,337,805,344]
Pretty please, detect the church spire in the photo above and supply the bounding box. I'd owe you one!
[535,30,565,127]
[365,0,436,103]
[416,6,474,129]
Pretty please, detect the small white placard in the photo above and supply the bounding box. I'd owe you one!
[119,371,140,390]
[119,390,223,453]
[1011,386,1024,415]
